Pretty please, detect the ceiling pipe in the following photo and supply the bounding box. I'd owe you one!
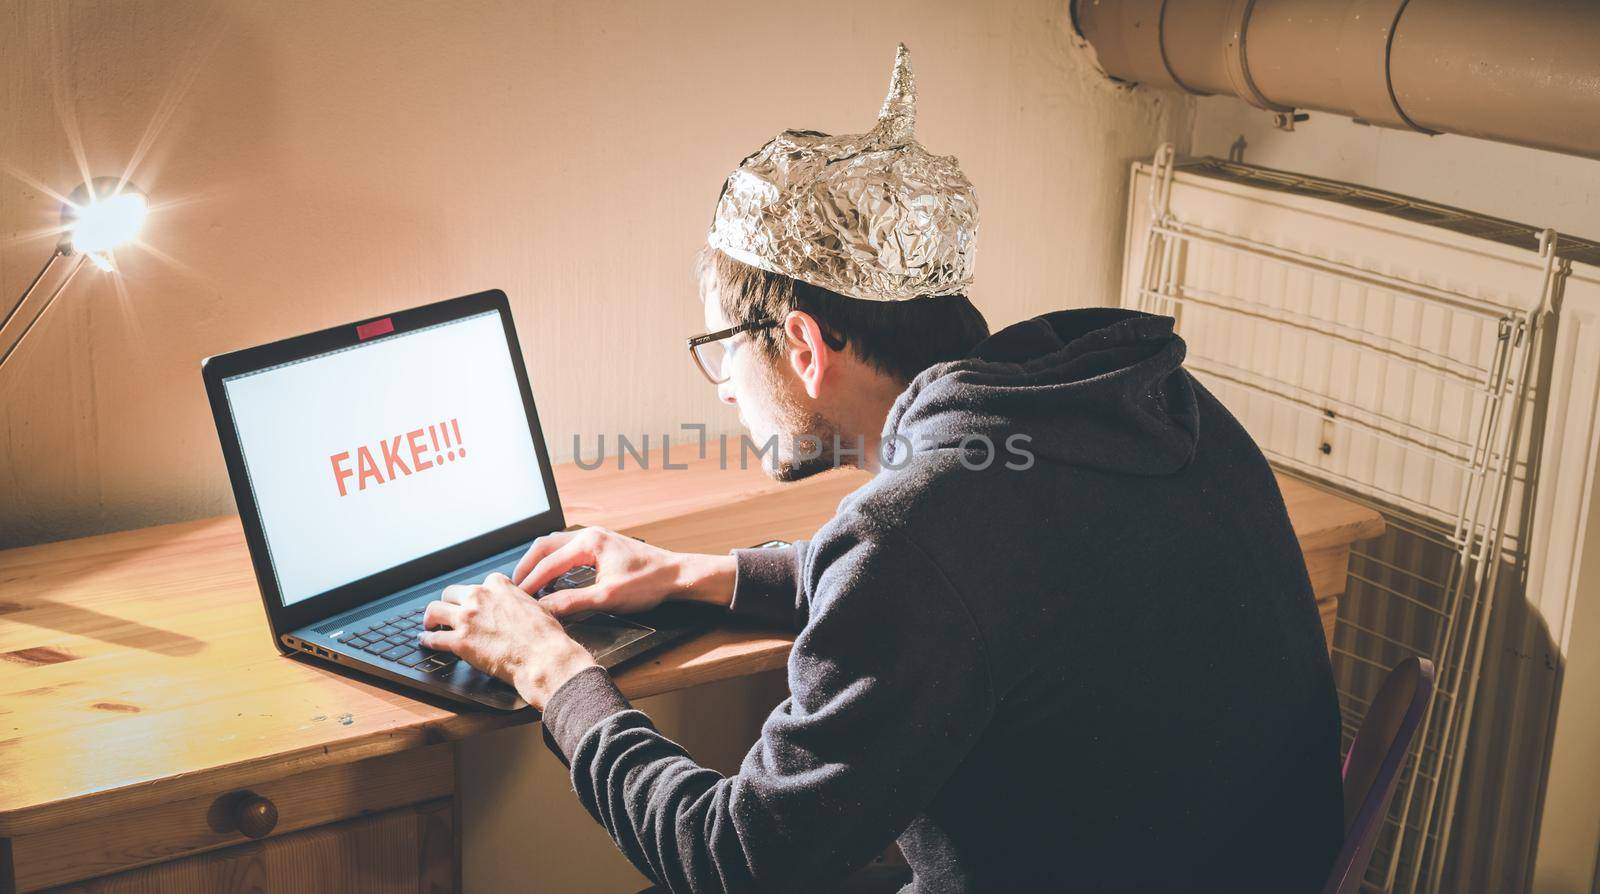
[1070,0,1600,161]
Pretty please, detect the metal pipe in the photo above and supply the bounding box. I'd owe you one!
[1073,0,1600,161]
[1391,1,1600,157]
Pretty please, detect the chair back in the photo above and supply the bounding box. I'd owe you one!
[1321,656,1434,894]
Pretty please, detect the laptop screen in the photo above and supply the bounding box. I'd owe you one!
[220,309,551,607]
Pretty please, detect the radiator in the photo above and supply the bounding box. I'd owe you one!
[1120,150,1600,893]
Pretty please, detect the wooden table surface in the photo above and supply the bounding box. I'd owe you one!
[0,455,1382,837]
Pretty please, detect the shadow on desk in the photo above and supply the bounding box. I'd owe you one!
[0,597,205,661]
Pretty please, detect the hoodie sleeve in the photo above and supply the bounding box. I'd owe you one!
[726,543,809,630]
[539,519,994,893]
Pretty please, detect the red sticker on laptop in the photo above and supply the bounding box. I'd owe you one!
[356,317,395,340]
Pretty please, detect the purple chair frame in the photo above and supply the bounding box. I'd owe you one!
[1322,656,1435,894]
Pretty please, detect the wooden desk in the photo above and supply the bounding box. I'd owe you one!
[0,458,1380,892]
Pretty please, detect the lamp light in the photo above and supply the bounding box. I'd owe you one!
[66,186,148,263]
[0,177,148,372]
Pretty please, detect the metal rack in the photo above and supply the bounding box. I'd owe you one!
[1126,147,1568,892]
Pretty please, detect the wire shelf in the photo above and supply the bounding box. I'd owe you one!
[1127,147,1568,893]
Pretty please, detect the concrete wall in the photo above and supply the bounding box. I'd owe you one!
[0,0,1192,550]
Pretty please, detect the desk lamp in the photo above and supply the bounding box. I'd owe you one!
[0,176,148,373]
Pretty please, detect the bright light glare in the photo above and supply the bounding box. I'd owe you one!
[68,191,148,255]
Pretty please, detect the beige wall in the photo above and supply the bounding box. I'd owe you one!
[2,4,1193,892]
[0,0,1192,549]
[1190,95,1600,242]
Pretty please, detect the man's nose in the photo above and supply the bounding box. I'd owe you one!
[717,382,737,406]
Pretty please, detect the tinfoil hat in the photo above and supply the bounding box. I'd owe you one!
[707,44,979,302]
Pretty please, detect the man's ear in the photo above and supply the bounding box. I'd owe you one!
[782,310,832,400]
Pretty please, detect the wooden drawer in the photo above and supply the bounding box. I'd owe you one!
[39,799,453,894]
[8,744,454,893]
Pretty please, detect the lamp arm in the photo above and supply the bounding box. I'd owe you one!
[0,252,88,374]
[0,247,69,337]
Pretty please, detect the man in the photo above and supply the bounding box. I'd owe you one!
[421,45,1344,893]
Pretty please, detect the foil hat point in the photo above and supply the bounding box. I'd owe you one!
[707,42,978,302]
[871,42,916,148]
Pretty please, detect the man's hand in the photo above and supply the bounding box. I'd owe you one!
[512,527,736,616]
[420,573,597,710]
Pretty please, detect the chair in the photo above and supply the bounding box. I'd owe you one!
[1322,657,1435,894]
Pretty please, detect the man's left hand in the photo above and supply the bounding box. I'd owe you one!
[420,573,599,710]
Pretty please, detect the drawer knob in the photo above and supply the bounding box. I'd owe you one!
[234,792,279,839]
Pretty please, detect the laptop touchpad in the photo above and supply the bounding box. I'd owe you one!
[564,613,655,658]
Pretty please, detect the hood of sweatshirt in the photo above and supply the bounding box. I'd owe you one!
[883,308,1200,476]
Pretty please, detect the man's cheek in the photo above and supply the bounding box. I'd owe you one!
[731,368,775,428]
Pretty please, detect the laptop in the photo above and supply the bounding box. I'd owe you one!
[201,289,714,710]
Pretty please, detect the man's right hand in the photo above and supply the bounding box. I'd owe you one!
[511,527,736,617]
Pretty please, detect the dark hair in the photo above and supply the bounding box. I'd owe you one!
[697,246,990,384]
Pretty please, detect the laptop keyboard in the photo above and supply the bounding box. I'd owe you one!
[332,565,599,675]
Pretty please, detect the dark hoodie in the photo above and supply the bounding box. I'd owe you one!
[540,308,1345,893]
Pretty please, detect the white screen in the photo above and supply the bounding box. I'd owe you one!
[222,310,551,606]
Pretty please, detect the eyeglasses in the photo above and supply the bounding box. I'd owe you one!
[687,320,778,384]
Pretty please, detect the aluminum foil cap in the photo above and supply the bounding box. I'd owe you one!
[708,44,979,302]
